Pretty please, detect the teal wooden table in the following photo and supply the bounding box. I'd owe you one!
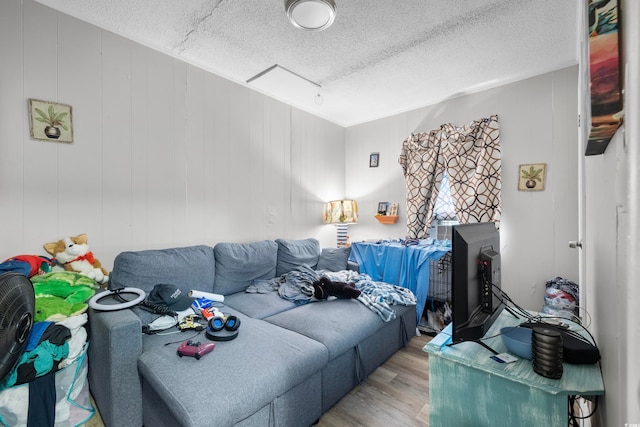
[423,310,604,427]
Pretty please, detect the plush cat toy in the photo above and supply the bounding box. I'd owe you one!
[43,234,109,285]
[312,276,361,300]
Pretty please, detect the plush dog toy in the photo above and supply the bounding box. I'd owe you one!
[43,234,109,285]
[312,276,361,300]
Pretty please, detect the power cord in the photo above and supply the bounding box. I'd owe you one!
[568,395,598,426]
[163,330,204,346]
[139,300,177,316]
[486,279,600,347]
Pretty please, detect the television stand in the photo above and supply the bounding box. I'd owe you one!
[446,306,518,355]
[447,339,498,355]
[424,310,604,427]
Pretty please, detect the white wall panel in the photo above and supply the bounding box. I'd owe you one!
[55,12,102,245]
[22,0,59,254]
[211,75,233,243]
[0,0,24,252]
[248,91,267,241]
[145,49,177,249]
[101,32,134,263]
[265,98,292,239]
[228,83,252,240]
[290,110,310,237]
[199,68,217,243]
[129,43,150,250]
[171,62,188,245]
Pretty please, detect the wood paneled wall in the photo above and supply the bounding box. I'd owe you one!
[0,0,345,269]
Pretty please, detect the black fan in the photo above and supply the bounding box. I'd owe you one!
[0,272,35,383]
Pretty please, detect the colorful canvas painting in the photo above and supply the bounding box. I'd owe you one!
[586,0,622,155]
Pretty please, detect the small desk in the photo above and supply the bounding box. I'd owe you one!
[349,240,450,321]
[423,310,604,427]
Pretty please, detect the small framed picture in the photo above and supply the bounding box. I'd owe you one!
[388,203,398,216]
[518,163,547,191]
[29,99,73,143]
[369,152,379,167]
[377,202,389,215]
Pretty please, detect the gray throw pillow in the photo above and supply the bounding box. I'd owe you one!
[275,238,321,277]
[316,247,351,272]
[110,245,215,293]
[214,240,278,295]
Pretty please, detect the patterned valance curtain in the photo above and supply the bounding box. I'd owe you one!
[398,114,501,239]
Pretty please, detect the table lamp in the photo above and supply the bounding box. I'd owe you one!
[323,200,358,248]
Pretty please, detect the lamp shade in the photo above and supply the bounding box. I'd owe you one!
[323,200,358,224]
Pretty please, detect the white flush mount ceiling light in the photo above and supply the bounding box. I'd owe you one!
[286,0,336,31]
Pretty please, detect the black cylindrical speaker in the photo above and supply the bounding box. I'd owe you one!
[532,327,563,379]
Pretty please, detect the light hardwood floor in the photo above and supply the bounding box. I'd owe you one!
[317,333,431,427]
[82,333,432,427]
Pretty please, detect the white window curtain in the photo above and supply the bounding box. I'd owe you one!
[398,114,501,239]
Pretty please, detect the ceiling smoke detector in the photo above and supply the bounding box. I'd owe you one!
[286,0,336,31]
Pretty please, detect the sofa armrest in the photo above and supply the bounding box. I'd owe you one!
[347,260,360,272]
[88,307,143,427]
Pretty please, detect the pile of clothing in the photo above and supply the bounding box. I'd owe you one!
[1,314,88,388]
[0,269,96,427]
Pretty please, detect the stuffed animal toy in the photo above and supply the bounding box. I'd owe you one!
[43,234,109,285]
[30,272,99,322]
[312,276,361,300]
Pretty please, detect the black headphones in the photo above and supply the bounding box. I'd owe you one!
[205,314,241,341]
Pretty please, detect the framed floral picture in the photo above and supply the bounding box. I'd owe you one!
[518,163,546,191]
[29,99,73,143]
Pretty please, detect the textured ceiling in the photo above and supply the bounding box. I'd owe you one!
[34,0,579,127]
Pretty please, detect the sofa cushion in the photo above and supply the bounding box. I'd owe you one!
[223,290,298,319]
[316,247,351,272]
[138,309,328,427]
[110,245,215,294]
[213,240,278,295]
[275,238,321,277]
[265,299,385,360]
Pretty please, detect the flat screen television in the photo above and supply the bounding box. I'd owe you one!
[450,222,504,353]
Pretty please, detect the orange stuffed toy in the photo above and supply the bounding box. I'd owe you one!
[44,234,109,285]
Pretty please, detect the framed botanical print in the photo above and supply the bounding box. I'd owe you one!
[518,163,546,191]
[29,99,73,143]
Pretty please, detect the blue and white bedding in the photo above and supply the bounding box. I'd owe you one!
[247,265,417,322]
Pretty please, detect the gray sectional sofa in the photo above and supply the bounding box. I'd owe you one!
[87,238,417,427]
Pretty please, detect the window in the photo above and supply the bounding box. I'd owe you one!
[430,169,458,240]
